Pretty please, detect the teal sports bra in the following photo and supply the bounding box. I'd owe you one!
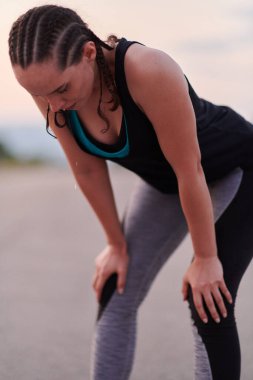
[67,110,129,159]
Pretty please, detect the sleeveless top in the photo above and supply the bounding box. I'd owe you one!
[65,37,253,194]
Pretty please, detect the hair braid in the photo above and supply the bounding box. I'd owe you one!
[86,29,120,133]
[17,10,33,68]
[35,7,69,63]
[57,24,90,69]
[24,7,47,67]
[95,43,120,133]
[96,43,119,111]
[8,18,20,65]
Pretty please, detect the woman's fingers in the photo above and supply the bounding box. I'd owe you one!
[202,288,221,323]
[94,272,107,302]
[93,269,127,301]
[92,244,129,302]
[92,271,98,290]
[219,280,233,304]
[181,278,189,301]
[185,257,234,323]
[211,285,228,318]
[192,291,208,323]
[117,267,127,294]
[92,268,103,301]
[193,281,233,323]
[92,269,101,297]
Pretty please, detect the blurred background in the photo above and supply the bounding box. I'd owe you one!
[1,1,253,379]
[0,0,253,165]
[1,0,253,166]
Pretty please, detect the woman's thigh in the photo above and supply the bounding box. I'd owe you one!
[97,178,188,318]
[98,167,244,318]
[214,168,253,291]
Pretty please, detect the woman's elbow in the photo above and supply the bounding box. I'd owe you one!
[176,158,205,185]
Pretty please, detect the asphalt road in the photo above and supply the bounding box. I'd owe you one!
[1,164,252,380]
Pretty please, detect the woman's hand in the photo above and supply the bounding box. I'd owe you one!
[181,256,233,323]
[92,242,129,302]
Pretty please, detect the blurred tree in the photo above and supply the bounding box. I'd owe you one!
[0,141,15,160]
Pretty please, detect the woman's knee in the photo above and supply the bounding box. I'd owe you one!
[186,286,237,332]
[96,272,141,322]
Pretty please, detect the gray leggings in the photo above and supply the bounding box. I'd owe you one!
[90,167,253,379]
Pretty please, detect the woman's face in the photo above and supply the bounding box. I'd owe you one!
[12,42,98,112]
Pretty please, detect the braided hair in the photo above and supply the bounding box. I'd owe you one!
[8,5,120,138]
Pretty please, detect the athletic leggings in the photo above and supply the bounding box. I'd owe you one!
[90,167,253,380]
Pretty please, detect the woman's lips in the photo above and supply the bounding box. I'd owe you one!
[63,102,77,110]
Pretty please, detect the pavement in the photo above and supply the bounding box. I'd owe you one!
[1,164,253,380]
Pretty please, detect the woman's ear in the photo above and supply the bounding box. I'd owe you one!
[82,41,97,62]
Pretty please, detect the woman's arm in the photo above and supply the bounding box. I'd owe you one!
[31,96,129,299]
[124,45,232,322]
[125,45,216,259]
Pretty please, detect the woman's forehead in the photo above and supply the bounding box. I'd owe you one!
[13,62,68,95]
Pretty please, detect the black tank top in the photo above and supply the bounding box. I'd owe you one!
[66,37,253,194]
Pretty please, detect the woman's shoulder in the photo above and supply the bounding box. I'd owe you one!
[124,40,179,71]
[122,40,188,109]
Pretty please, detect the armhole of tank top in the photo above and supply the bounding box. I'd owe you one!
[115,39,148,117]
[116,40,191,121]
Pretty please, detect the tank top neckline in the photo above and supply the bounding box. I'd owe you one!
[67,37,134,152]
[69,108,126,151]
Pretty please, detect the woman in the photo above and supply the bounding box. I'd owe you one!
[8,5,253,380]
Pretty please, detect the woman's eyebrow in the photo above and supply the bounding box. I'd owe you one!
[32,83,66,96]
[47,83,67,95]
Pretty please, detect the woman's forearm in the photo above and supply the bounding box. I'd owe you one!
[178,168,217,259]
[75,164,126,248]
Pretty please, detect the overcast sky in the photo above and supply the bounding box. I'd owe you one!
[1,0,253,128]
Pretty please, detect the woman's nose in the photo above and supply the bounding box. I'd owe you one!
[46,97,65,113]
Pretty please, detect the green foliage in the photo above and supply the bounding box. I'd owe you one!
[0,142,14,160]
[0,141,45,167]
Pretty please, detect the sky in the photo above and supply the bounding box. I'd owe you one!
[1,0,253,128]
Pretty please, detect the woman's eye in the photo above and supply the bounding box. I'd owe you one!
[58,86,68,94]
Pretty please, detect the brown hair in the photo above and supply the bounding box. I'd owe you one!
[8,5,120,138]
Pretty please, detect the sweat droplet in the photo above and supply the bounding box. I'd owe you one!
[74,183,77,190]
